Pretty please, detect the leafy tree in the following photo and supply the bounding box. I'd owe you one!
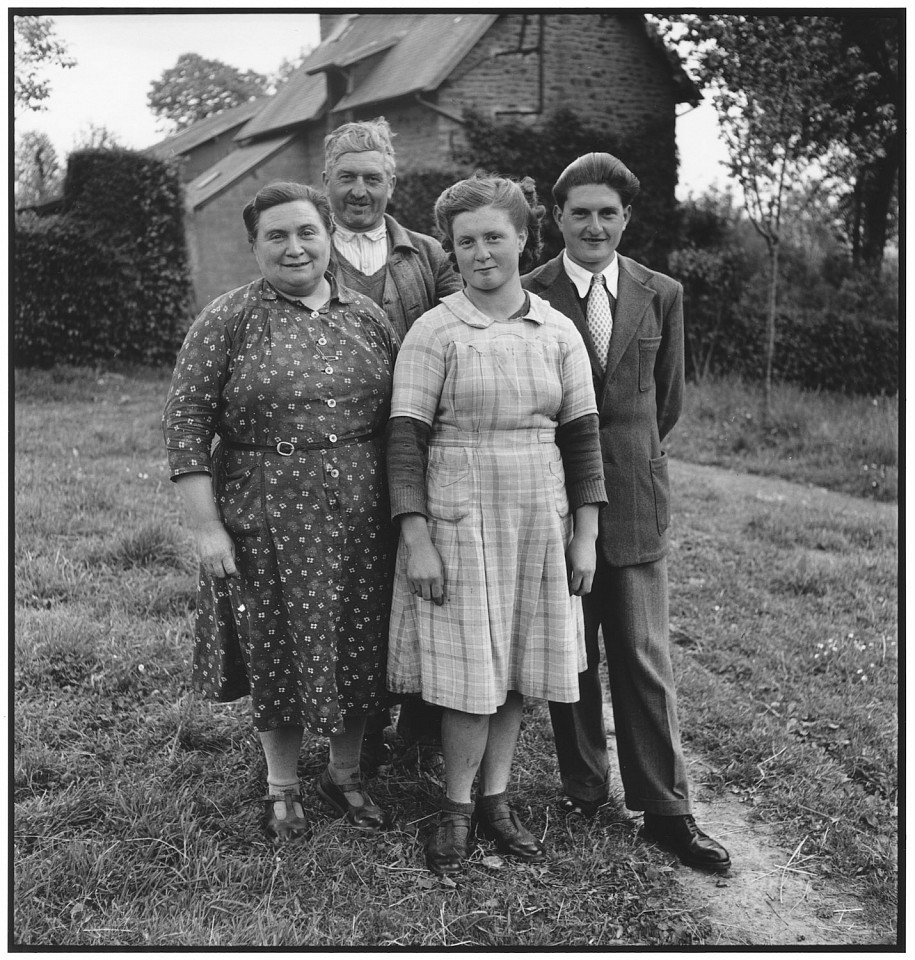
[830,17,899,270]
[664,14,899,275]
[73,123,124,151]
[15,131,63,207]
[667,15,864,415]
[268,45,316,92]
[148,52,268,131]
[459,107,678,269]
[13,15,75,114]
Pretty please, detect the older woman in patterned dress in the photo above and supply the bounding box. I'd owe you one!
[164,182,398,841]
[386,175,607,874]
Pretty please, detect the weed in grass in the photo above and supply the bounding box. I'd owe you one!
[103,522,187,571]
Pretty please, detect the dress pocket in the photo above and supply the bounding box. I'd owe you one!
[649,452,670,535]
[426,449,471,522]
[639,337,662,392]
[546,448,571,518]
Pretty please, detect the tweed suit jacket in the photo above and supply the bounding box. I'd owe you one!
[377,214,463,339]
[522,253,684,567]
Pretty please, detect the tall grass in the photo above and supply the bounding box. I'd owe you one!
[13,367,897,945]
[673,375,898,501]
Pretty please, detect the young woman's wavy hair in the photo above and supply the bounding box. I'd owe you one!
[434,173,545,274]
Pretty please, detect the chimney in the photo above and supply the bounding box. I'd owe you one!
[320,14,356,41]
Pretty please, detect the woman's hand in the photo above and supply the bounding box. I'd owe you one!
[567,504,600,596]
[399,513,446,605]
[195,519,238,578]
[566,532,596,596]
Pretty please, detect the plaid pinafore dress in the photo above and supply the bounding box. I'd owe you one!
[387,291,596,713]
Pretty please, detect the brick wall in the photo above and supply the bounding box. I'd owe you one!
[188,136,322,310]
[440,13,679,169]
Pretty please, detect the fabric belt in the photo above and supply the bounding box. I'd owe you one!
[224,432,378,456]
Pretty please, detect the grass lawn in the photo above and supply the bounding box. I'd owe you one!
[13,367,898,946]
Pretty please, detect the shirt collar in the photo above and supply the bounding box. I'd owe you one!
[441,290,547,328]
[334,221,388,244]
[261,272,355,306]
[562,250,619,299]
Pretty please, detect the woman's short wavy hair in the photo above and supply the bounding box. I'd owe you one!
[434,173,545,274]
[242,182,334,244]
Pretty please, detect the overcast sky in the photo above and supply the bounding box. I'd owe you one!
[15,10,732,199]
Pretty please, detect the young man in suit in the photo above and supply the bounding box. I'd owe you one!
[323,118,462,772]
[521,153,730,871]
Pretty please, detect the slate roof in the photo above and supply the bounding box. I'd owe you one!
[236,13,496,140]
[146,97,267,159]
[233,69,326,142]
[184,134,295,210]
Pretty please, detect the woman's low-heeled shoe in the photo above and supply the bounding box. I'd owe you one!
[316,768,387,832]
[261,787,309,842]
[426,803,474,876]
[474,793,547,862]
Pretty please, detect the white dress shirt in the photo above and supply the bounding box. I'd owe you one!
[562,250,620,301]
[333,222,389,276]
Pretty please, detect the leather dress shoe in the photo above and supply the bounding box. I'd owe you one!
[426,799,474,876]
[261,787,309,842]
[474,792,547,862]
[316,768,387,833]
[641,813,731,872]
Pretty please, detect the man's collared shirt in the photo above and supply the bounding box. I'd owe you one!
[562,250,619,302]
[334,222,388,276]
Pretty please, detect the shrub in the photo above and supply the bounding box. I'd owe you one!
[459,107,678,270]
[673,196,899,395]
[14,149,194,367]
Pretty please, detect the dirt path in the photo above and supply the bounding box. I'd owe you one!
[611,461,896,946]
[605,709,884,946]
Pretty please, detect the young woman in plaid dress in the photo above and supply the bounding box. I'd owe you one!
[385,175,607,874]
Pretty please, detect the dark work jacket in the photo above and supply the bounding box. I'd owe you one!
[522,253,684,567]
[371,214,463,339]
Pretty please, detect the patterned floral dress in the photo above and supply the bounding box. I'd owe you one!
[164,276,398,735]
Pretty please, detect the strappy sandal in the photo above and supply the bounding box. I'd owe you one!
[316,768,387,833]
[474,792,547,862]
[426,798,475,876]
[260,787,309,842]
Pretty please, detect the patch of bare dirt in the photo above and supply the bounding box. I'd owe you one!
[604,704,893,946]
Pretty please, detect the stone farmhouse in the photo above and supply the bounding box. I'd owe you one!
[146,12,700,310]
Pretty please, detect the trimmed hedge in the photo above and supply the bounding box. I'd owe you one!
[15,148,193,367]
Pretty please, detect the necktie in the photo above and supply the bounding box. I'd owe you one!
[587,274,613,371]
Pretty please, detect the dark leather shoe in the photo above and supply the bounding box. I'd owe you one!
[642,813,731,872]
[426,802,474,876]
[474,793,547,862]
[261,787,309,842]
[316,768,387,833]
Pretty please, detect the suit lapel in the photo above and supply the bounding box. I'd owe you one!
[603,257,655,388]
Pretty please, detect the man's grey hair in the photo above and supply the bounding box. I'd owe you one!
[324,118,396,175]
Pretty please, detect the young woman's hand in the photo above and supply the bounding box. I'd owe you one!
[400,513,446,605]
[566,532,596,596]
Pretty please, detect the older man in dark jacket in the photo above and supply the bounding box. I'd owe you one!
[323,117,461,771]
[323,117,461,340]
[522,152,730,872]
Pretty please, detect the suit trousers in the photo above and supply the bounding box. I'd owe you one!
[548,556,691,815]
